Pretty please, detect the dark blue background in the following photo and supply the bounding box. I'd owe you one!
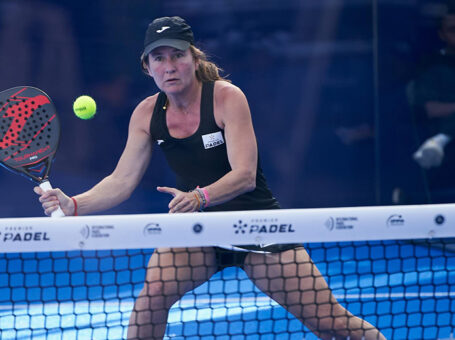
[0,0,451,217]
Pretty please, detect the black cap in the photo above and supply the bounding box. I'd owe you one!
[143,16,194,56]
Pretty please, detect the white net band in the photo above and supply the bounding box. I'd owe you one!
[0,203,453,253]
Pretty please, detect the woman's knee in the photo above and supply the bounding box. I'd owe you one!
[137,280,182,310]
[143,280,165,297]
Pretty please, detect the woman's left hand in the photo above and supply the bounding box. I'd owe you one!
[157,186,201,213]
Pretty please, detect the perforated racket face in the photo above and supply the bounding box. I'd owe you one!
[0,86,60,182]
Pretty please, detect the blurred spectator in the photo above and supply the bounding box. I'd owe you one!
[408,2,455,202]
[335,123,374,146]
[0,1,81,103]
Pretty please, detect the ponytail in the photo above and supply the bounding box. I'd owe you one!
[190,45,230,82]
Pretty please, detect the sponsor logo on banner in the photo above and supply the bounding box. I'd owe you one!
[0,226,50,242]
[80,225,90,239]
[387,214,405,227]
[193,223,203,234]
[325,217,335,231]
[80,225,114,240]
[202,131,224,149]
[233,218,295,235]
[434,215,445,225]
[143,223,161,236]
[325,216,358,231]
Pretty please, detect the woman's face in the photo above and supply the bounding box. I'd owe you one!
[146,46,198,94]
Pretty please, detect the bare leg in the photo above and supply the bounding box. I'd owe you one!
[127,247,218,340]
[243,247,386,340]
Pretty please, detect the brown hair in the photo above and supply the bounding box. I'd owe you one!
[190,45,230,82]
[140,45,230,82]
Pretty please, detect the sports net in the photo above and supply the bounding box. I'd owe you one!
[1,204,454,340]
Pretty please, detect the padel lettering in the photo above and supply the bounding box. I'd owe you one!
[1,232,50,242]
[202,132,224,149]
[250,224,295,233]
[13,145,50,162]
[234,220,295,234]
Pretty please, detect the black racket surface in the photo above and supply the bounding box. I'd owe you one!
[0,86,60,183]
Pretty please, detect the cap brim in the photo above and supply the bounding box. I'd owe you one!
[143,39,191,55]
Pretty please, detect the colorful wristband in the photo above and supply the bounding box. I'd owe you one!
[71,197,78,216]
[201,187,210,207]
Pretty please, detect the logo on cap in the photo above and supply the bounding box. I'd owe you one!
[156,26,170,33]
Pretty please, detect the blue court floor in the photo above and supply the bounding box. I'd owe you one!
[1,240,454,339]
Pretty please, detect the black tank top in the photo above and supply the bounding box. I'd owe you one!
[149,81,280,212]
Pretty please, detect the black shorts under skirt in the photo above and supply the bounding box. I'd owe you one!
[213,243,303,273]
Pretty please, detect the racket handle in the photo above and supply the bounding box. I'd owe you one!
[39,180,66,217]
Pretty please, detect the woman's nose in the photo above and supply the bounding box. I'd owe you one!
[164,59,176,73]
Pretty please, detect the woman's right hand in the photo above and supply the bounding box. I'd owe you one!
[33,186,75,216]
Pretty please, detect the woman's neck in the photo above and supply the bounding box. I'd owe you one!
[166,80,202,114]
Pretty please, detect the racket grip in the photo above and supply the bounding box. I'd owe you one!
[39,180,66,217]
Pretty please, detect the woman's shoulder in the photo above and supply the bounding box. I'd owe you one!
[130,93,161,119]
[136,93,160,112]
[128,93,161,130]
[214,80,246,102]
[212,80,251,127]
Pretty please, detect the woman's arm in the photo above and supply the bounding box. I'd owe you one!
[161,82,258,213]
[205,82,258,205]
[35,96,156,216]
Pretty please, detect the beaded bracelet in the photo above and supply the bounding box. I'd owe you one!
[192,191,202,211]
[196,186,210,209]
[194,188,206,208]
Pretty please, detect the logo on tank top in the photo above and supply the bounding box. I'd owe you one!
[202,131,225,149]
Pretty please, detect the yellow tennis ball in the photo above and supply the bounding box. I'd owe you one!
[73,95,97,120]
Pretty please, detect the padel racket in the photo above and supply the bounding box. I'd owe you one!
[0,86,64,217]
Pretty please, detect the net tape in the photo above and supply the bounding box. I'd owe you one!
[0,203,454,253]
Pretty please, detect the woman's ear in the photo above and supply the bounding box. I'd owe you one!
[143,57,154,78]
